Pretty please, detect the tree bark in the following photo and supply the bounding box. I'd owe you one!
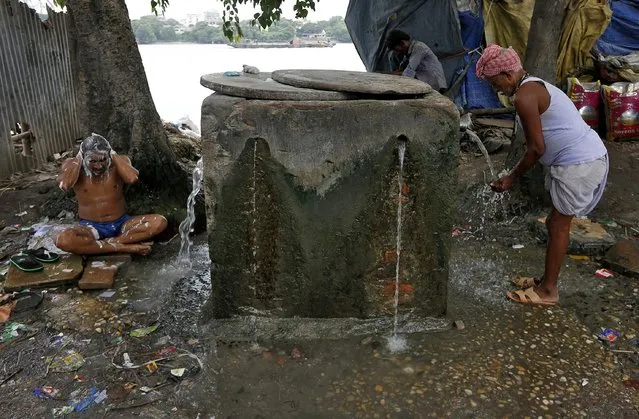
[506,0,569,202]
[66,0,187,197]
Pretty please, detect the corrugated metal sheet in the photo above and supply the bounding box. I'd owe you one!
[0,0,82,179]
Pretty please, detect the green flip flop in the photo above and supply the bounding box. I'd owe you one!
[9,253,44,272]
[25,247,59,263]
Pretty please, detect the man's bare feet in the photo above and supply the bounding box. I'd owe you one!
[121,243,152,255]
[532,283,559,302]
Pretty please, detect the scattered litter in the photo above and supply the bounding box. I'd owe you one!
[94,389,108,404]
[0,300,14,323]
[111,336,124,345]
[98,290,116,298]
[290,348,302,359]
[581,378,589,387]
[112,348,204,374]
[451,227,464,237]
[69,387,99,412]
[155,335,171,346]
[146,361,159,374]
[123,353,134,368]
[56,210,74,220]
[598,219,618,228]
[34,385,61,399]
[156,346,177,358]
[139,386,153,393]
[0,367,23,386]
[73,375,86,382]
[568,254,590,261]
[170,368,186,377]
[50,334,72,348]
[595,268,614,278]
[512,244,524,249]
[48,350,85,372]
[598,328,621,343]
[1,322,29,343]
[223,71,241,77]
[123,382,137,391]
[186,338,199,345]
[623,379,639,390]
[130,324,159,337]
[52,406,74,417]
[15,211,27,217]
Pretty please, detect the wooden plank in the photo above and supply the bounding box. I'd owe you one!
[4,254,84,291]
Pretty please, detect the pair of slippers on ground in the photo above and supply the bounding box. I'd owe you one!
[508,277,557,306]
[9,248,60,272]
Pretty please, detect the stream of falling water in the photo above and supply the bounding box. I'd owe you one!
[465,130,512,227]
[466,129,496,180]
[177,158,204,269]
[388,140,408,353]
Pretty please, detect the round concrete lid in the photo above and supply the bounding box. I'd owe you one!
[271,69,432,96]
[200,72,355,101]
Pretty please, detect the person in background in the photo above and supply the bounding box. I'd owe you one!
[385,29,448,93]
[476,44,608,306]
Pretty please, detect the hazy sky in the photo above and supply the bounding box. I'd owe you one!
[125,0,350,21]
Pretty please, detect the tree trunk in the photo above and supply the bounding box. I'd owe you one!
[506,0,569,203]
[66,0,187,197]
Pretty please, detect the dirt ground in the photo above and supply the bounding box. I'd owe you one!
[0,138,638,417]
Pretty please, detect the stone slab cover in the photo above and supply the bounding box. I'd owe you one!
[531,216,616,256]
[201,91,458,319]
[4,254,84,291]
[271,69,432,96]
[200,72,355,101]
[603,239,639,277]
[78,260,119,290]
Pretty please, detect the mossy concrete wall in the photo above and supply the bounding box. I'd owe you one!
[201,93,459,319]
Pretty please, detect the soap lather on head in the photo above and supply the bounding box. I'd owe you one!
[79,133,113,177]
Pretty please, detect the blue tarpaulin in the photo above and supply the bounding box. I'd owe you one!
[596,0,639,56]
[345,0,466,88]
[455,7,503,110]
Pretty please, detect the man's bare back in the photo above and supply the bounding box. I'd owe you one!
[55,134,167,255]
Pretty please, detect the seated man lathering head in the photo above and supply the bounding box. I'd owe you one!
[55,133,167,255]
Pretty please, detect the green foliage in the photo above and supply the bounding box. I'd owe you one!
[130,15,350,45]
[134,22,158,44]
[151,0,319,41]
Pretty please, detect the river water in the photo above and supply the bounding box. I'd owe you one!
[138,43,365,127]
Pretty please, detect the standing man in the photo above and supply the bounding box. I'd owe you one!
[55,133,167,255]
[476,44,608,306]
[385,29,448,93]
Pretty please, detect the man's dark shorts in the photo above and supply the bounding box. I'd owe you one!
[80,214,131,239]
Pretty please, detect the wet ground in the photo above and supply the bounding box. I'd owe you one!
[1,142,638,417]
